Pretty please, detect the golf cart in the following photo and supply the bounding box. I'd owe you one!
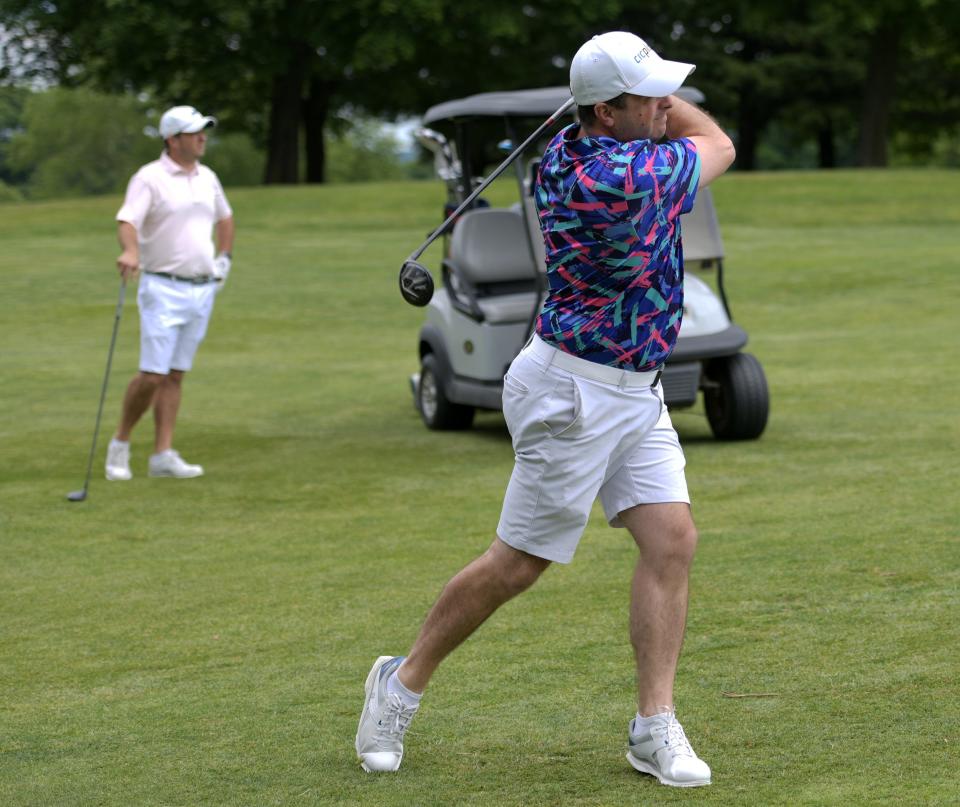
[409,86,769,440]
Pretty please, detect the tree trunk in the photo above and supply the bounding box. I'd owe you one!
[303,78,332,183]
[736,78,760,171]
[818,115,835,168]
[857,17,901,167]
[264,60,305,184]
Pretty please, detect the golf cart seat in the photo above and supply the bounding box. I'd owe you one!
[681,186,724,265]
[520,197,547,273]
[443,208,541,324]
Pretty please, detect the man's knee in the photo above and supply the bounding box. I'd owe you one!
[668,519,698,564]
[647,518,698,575]
[134,371,165,391]
[487,539,550,596]
[506,554,550,595]
[625,503,699,569]
[164,370,185,386]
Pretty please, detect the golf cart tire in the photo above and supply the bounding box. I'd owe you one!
[703,352,769,441]
[418,353,476,431]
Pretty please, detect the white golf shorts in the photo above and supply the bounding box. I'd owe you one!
[497,336,690,564]
[137,273,217,374]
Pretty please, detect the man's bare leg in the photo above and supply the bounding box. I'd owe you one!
[619,502,698,715]
[620,502,711,786]
[153,370,184,453]
[115,371,164,441]
[397,538,551,693]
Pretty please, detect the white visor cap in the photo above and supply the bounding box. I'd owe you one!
[570,32,695,105]
[159,105,217,138]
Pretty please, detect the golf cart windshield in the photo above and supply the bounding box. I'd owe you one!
[419,86,708,207]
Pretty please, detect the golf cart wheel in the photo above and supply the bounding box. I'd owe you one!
[703,352,769,440]
[418,353,475,430]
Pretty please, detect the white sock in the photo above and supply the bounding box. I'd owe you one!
[110,438,129,446]
[635,707,673,726]
[387,670,422,708]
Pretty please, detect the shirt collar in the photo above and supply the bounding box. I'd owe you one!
[160,150,200,177]
[559,122,656,160]
[560,122,617,158]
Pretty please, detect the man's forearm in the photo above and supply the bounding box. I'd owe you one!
[116,221,140,278]
[117,221,138,253]
[216,216,235,255]
[664,97,727,141]
[665,96,735,186]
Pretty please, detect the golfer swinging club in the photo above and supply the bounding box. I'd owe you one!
[357,31,735,787]
[105,105,234,481]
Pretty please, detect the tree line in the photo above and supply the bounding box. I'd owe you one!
[1,0,958,193]
[0,83,423,200]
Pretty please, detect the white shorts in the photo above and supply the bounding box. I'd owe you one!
[497,336,690,564]
[137,273,217,374]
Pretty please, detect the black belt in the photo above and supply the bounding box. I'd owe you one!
[146,271,218,285]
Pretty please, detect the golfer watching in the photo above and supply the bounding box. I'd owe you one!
[105,105,235,481]
[357,31,734,788]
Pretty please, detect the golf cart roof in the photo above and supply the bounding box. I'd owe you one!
[423,85,706,125]
[424,87,573,124]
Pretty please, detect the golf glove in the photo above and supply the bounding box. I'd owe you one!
[212,253,232,288]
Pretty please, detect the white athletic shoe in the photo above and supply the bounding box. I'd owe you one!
[148,449,204,478]
[626,710,712,787]
[105,439,132,481]
[355,656,418,773]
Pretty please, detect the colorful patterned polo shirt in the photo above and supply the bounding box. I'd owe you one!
[535,123,701,372]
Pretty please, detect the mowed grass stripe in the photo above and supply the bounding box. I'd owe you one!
[0,170,958,805]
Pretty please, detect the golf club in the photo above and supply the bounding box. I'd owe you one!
[67,278,127,502]
[398,95,576,306]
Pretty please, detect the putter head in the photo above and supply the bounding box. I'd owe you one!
[399,260,434,307]
[66,490,87,502]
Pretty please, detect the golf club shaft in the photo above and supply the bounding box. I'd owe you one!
[77,278,127,494]
[408,96,576,262]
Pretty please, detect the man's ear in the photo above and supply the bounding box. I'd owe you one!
[593,102,616,128]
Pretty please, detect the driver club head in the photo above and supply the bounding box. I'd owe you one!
[66,489,88,502]
[399,260,434,307]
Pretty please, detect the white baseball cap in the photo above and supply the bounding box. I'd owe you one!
[159,105,217,139]
[570,32,695,105]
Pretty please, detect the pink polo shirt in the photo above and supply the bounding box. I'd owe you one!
[116,151,232,279]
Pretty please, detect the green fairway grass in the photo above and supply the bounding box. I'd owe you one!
[1,169,958,806]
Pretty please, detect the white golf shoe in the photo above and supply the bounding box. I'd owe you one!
[148,449,204,478]
[355,656,418,773]
[105,438,132,481]
[626,710,712,787]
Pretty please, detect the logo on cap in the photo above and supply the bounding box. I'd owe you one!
[634,47,651,64]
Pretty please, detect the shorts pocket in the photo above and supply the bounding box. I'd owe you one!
[542,376,582,439]
[503,371,530,395]
[137,278,156,312]
[502,371,532,438]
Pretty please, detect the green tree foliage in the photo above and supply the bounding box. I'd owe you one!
[202,132,266,188]
[880,0,960,165]
[0,84,30,186]
[0,178,23,201]
[0,0,623,182]
[0,0,452,183]
[1,0,958,180]
[605,0,873,169]
[324,116,406,184]
[7,87,156,199]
